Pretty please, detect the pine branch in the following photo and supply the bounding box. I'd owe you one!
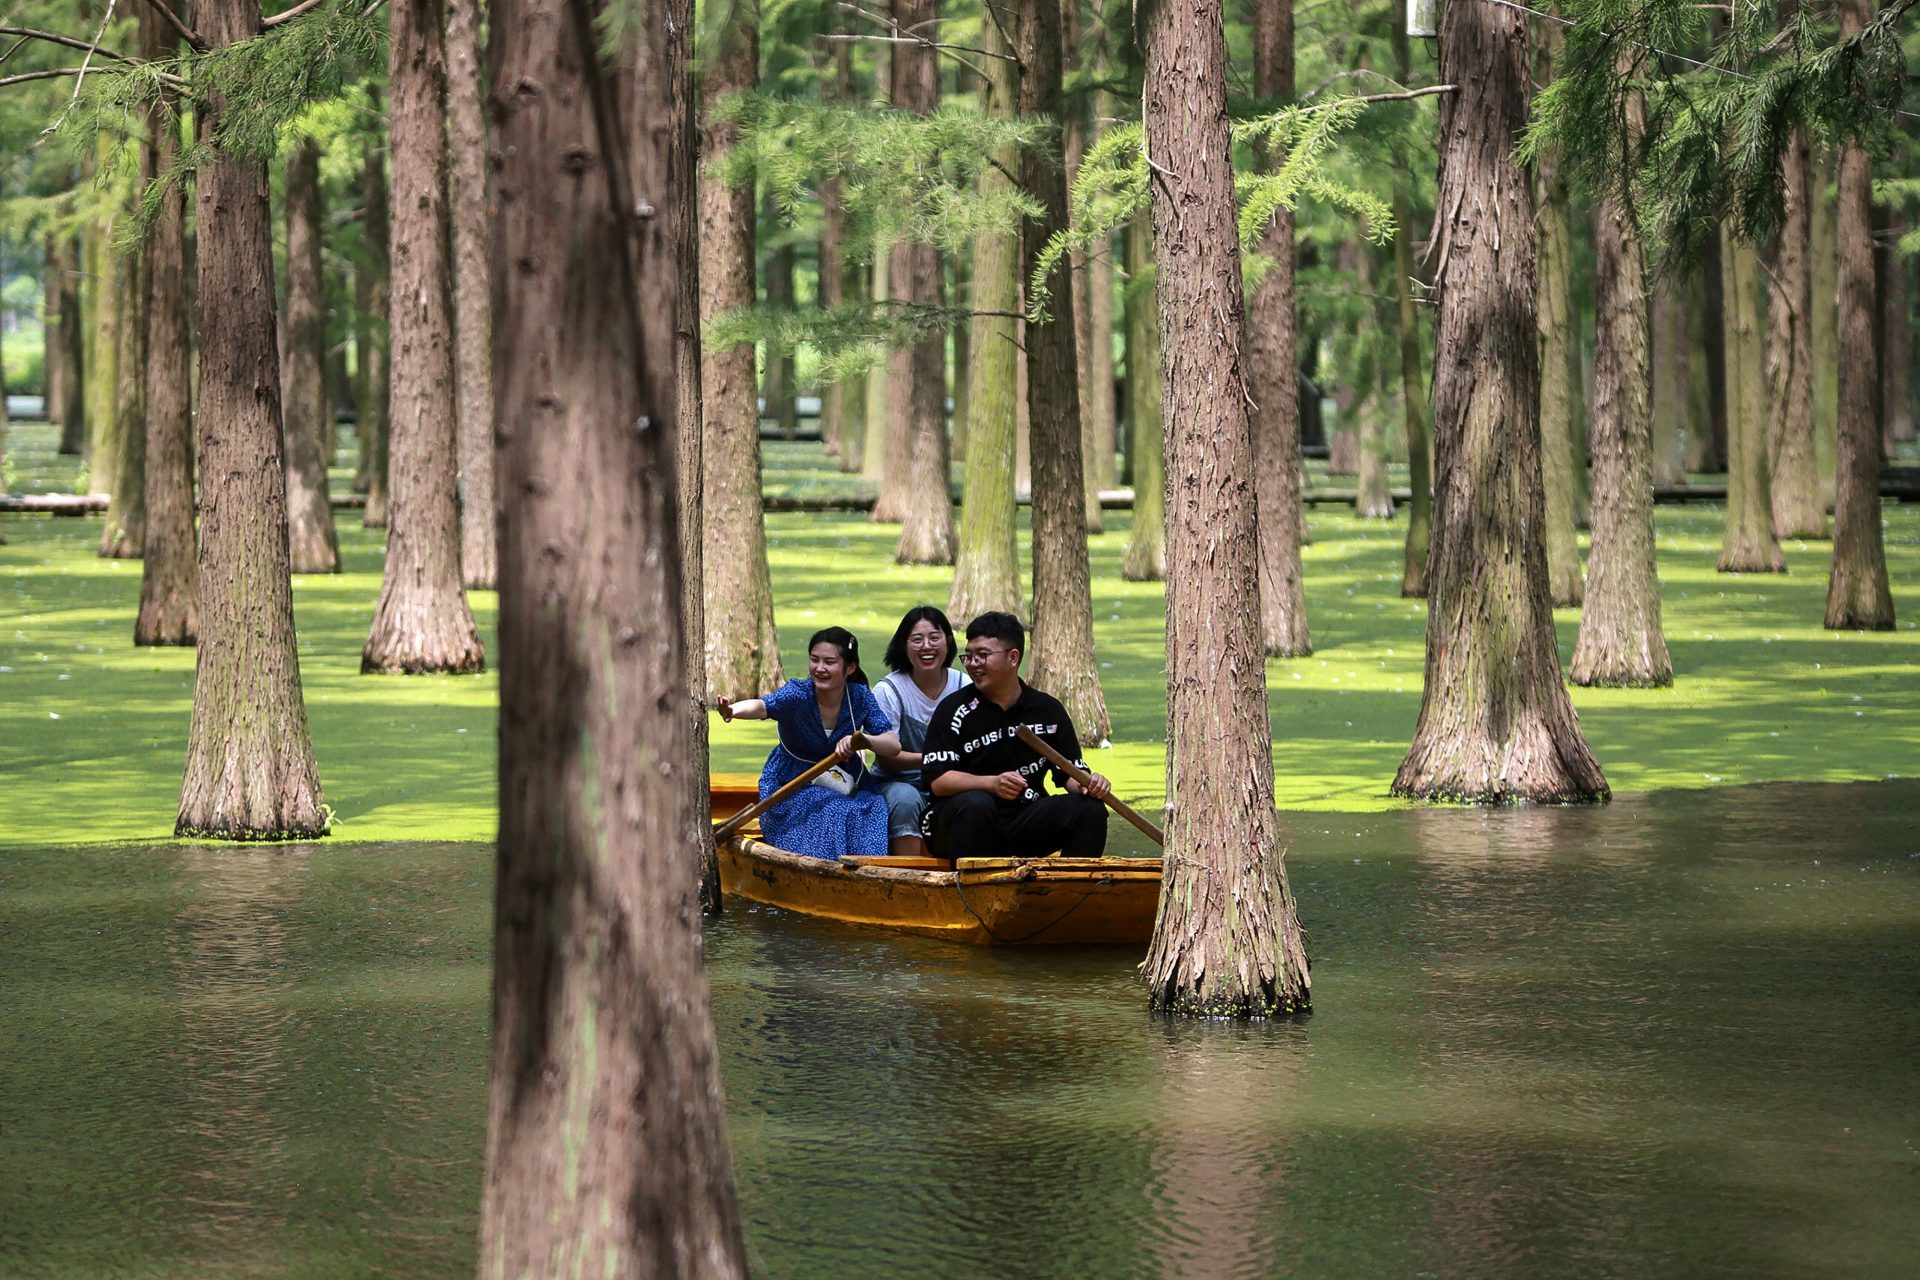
[0,27,134,62]
[135,0,207,52]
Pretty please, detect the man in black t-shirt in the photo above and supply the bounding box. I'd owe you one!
[920,612,1111,859]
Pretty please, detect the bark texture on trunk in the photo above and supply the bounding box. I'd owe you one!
[1809,150,1839,503]
[281,139,341,574]
[359,126,393,528]
[481,0,747,1265]
[700,4,783,697]
[1881,213,1913,451]
[1717,231,1784,573]
[177,0,326,840]
[1392,0,1607,804]
[1139,0,1309,1019]
[1650,272,1690,487]
[890,0,956,565]
[1570,107,1670,688]
[447,0,496,590]
[137,51,198,646]
[99,244,146,558]
[1824,0,1894,630]
[364,0,486,674]
[54,237,86,456]
[1120,211,1165,582]
[1767,127,1825,539]
[1532,57,1584,606]
[1248,0,1310,656]
[950,13,1023,620]
[1018,0,1109,744]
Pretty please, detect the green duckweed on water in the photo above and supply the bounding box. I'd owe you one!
[1,421,1917,844]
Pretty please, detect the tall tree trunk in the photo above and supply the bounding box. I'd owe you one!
[281,139,341,574]
[1717,231,1784,572]
[1391,0,1607,804]
[861,247,890,487]
[890,0,956,565]
[1570,85,1670,688]
[136,16,197,646]
[177,0,327,839]
[1768,126,1825,538]
[1017,0,1110,744]
[481,0,748,1264]
[364,0,487,673]
[1809,149,1839,504]
[950,251,971,461]
[1824,0,1894,630]
[99,242,146,558]
[1120,212,1165,582]
[762,196,799,442]
[1087,91,1119,501]
[41,234,62,439]
[1649,272,1690,486]
[1690,228,1727,472]
[1533,33,1584,606]
[819,40,851,463]
[1061,0,1106,535]
[950,12,1024,619]
[1352,241,1394,519]
[1248,0,1310,656]
[53,236,86,457]
[447,0,496,589]
[1881,211,1913,452]
[1391,20,1430,598]
[360,122,393,528]
[1139,0,1310,1019]
[700,1,782,696]
[84,217,119,488]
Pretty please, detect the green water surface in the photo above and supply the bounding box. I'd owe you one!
[2,781,1917,1278]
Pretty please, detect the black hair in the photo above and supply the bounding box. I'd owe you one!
[963,611,1025,656]
[883,605,957,673]
[806,626,870,684]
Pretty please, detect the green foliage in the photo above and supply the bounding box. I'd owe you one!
[706,298,967,381]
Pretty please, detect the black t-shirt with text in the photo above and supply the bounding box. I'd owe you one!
[920,681,1088,806]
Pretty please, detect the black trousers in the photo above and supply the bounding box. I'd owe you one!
[927,791,1108,859]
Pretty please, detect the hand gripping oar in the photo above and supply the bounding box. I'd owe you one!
[712,733,869,844]
[1013,724,1164,847]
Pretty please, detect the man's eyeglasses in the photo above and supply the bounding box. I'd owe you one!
[960,646,1012,667]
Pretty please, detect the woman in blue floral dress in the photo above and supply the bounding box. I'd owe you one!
[716,627,899,860]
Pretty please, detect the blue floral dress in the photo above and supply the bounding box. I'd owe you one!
[757,679,894,860]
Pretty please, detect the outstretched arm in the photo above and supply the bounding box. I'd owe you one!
[714,696,769,722]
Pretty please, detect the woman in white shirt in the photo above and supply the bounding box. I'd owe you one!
[871,606,967,857]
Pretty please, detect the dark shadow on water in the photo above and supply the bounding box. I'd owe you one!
[1,780,1917,1278]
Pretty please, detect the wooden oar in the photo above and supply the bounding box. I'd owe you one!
[712,733,868,843]
[1013,724,1164,847]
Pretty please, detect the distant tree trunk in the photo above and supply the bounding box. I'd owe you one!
[1018,0,1110,744]
[950,12,1023,619]
[359,124,393,528]
[53,237,86,456]
[1352,242,1393,520]
[176,0,326,839]
[1717,231,1784,573]
[281,138,341,574]
[1690,229,1727,472]
[99,243,146,558]
[446,0,496,590]
[136,17,197,646]
[83,218,119,487]
[950,251,971,461]
[481,0,748,1264]
[890,0,956,565]
[1533,37,1584,607]
[1087,93,1120,500]
[1391,22,1430,598]
[819,36,851,464]
[1768,126,1825,539]
[1824,0,1894,630]
[1570,85,1669,688]
[862,248,890,487]
[1809,149,1839,504]
[1881,211,1914,452]
[1391,0,1607,804]
[1063,0,1100,534]
[41,234,63,427]
[1139,0,1310,1019]
[1248,0,1310,656]
[701,2,783,696]
[1120,212,1165,582]
[1649,273,1690,486]
[364,0,486,674]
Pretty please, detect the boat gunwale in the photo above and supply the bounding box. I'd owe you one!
[724,837,1161,887]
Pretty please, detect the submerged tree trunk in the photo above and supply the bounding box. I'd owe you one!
[447,0,496,590]
[1768,126,1825,539]
[1018,0,1109,743]
[701,3,782,696]
[481,0,748,1265]
[950,15,1023,619]
[364,0,486,673]
[1392,0,1607,804]
[1570,89,1670,688]
[1717,230,1784,573]
[99,244,146,558]
[177,0,326,839]
[1139,0,1310,1019]
[1248,0,1309,656]
[281,139,341,574]
[1649,272,1690,486]
[1824,0,1894,630]
[1120,212,1165,582]
[360,124,393,528]
[1533,46,1584,607]
[136,21,197,646]
[891,0,956,565]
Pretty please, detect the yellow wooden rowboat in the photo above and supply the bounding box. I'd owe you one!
[711,775,1162,945]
